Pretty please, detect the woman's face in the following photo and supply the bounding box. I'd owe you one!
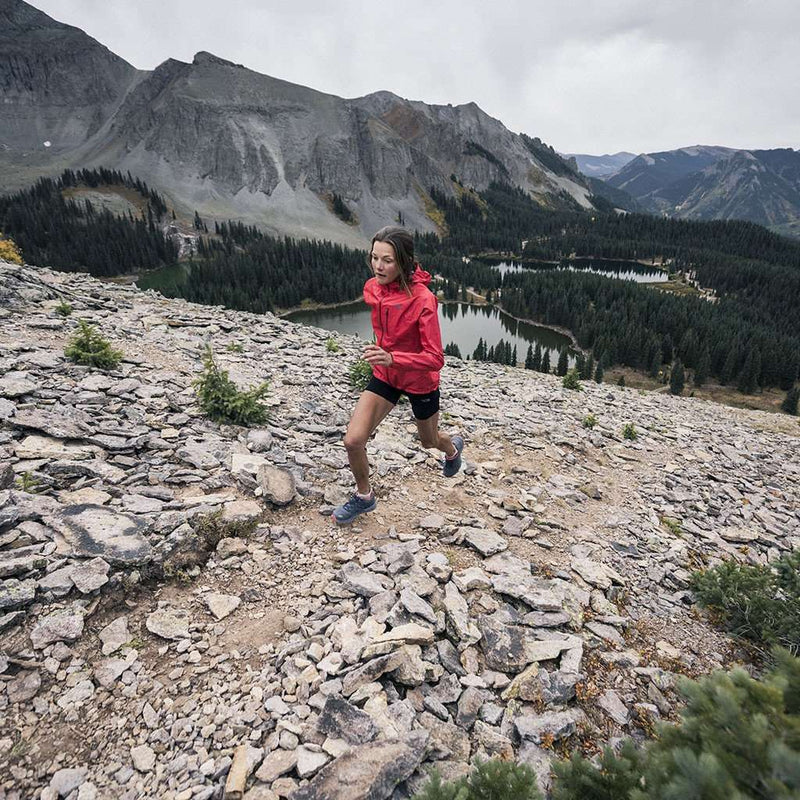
[371,241,401,285]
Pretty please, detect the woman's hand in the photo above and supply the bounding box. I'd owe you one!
[363,345,393,367]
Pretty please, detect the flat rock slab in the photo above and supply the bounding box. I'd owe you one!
[515,708,587,744]
[11,407,92,439]
[54,505,153,566]
[146,609,191,640]
[291,732,429,800]
[8,669,42,703]
[255,748,297,783]
[30,611,84,649]
[570,558,625,589]
[462,527,508,557]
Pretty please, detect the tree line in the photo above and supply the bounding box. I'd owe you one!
[0,169,177,276]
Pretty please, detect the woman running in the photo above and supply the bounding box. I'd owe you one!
[332,226,464,524]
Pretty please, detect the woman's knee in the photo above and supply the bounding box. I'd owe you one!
[343,432,368,452]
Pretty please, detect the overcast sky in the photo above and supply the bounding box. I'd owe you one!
[33,0,800,155]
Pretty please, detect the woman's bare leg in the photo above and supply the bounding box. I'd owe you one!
[414,412,456,456]
[343,391,395,494]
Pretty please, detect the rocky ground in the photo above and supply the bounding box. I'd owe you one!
[1,260,798,800]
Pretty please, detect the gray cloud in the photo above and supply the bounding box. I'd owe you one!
[34,0,800,154]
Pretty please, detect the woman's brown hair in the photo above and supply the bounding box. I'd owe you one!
[370,226,417,295]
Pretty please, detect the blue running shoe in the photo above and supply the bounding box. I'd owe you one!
[443,435,464,477]
[332,492,377,525]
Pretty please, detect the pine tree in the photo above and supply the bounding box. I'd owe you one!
[532,343,542,371]
[525,344,534,370]
[781,385,799,415]
[540,350,551,374]
[694,344,711,387]
[737,347,761,394]
[512,345,517,366]
[556,349,569,376]
[594,361,604,383]
[585,355,595,381]
[575,352,586,379]
[670,360,685,395]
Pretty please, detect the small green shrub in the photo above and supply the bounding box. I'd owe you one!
[414,759,541,800]
[194,345,269,426]
[551,651,800,799]
[326,337,340,353]
[225,342,244,353]
[551,741,643,800]
[660,516,683,536]
[622,422,638,441]
[348,357,373,391]
[582,413,597,429]
[691,551,800,654]
[64,319,123,370]
[55,300,73,317]
[192,509,258,550]
[15,471,42,493]
[562,368,582,391]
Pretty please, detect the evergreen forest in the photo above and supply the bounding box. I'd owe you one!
[0,169,178,276]
[416,182,800,393]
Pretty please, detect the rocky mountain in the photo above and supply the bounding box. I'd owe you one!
[565,151,636,178]
[0,1,596,249]
[1,258,798,797]
[605,145,737,200]
[0,0,140,156]
[603,145,800,234]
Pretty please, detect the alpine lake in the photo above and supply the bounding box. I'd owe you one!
[284,259,667,364]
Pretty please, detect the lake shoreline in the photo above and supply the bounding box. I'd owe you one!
[283,294,583,354]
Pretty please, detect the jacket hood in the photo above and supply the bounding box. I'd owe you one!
[410,265,432,285]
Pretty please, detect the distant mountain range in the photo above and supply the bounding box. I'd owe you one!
[0,0,612,248]
[565,152,637,178]
[601,145,800,236]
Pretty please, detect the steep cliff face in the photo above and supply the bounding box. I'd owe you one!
[0,2,596,246]
[0,0,139,153]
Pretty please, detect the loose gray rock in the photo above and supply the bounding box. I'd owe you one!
[205,592,241,620]
[462,527,508,557]
[145,609,191,640]
[7,669,41,703]
[0,578,37,610]
[49,767,88,798]
[69,558,110,594]
[130,744,156,772]
[258,464,296,505]
[291,732,429,800]
[30,611,84,650]
[316,696,380,745]
[99,617,129,655]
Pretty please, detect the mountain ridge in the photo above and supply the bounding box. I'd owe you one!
[0,0,597,248]
[603,144,800,234]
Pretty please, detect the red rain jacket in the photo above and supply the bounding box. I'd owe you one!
[363,265,445,394]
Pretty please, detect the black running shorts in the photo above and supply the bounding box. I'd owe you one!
[365,375,440,420]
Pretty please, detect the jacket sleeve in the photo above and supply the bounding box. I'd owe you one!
[389,300,445,372]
